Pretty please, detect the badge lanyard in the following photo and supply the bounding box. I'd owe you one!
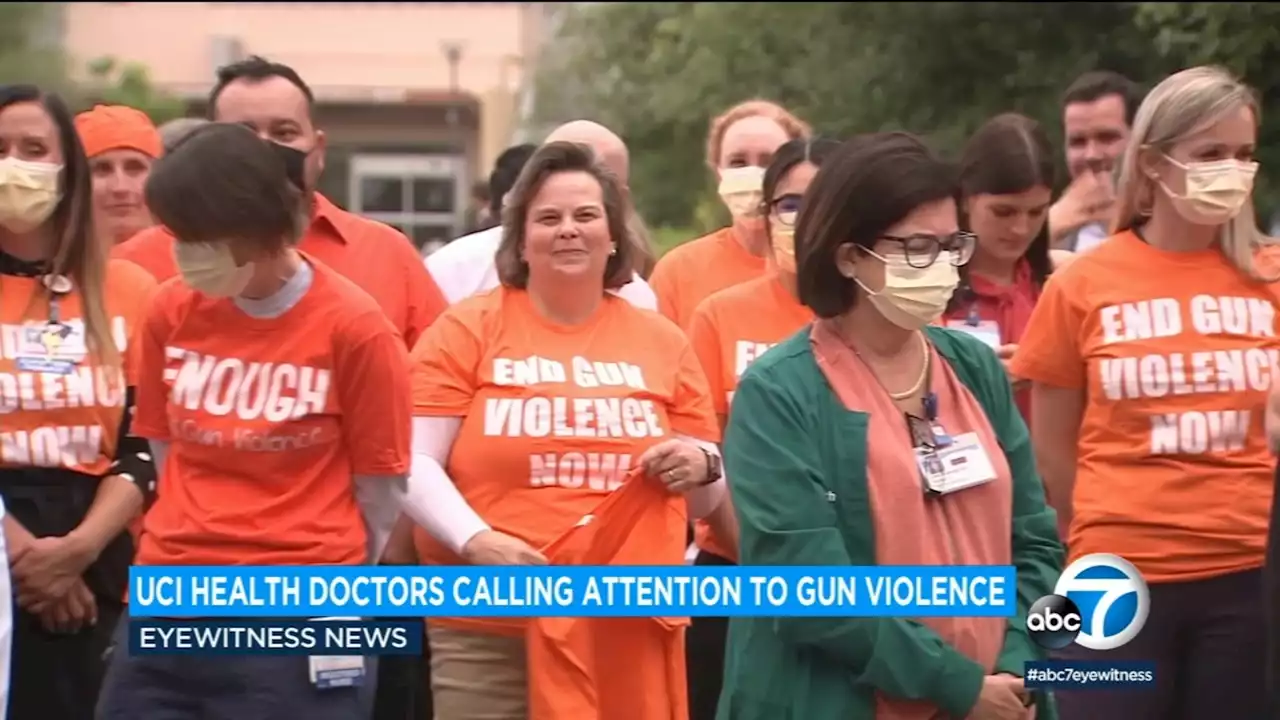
[42,273,73,338]
[965,303,981,327]
[922,391,952,448]
[14,274,76,375]
[912,394,953,497]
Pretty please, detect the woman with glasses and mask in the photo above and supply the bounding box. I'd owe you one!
[718,132,1062,720]
[1014,66,1277,720]
[0,84,158,720]
[683,136,836,720]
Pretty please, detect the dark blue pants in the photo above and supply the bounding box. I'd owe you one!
[1054,568,1266,720]
[687,550,734,720]
[96,618,367,720]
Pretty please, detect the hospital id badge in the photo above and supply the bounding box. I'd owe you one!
[14,321,86,375]
[945,319,1002,350]
[916,432,997,496]
[308,617,365,689]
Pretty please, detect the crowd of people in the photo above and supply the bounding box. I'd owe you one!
[0,49,1278,720]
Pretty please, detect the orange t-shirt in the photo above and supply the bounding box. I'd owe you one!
[112,194,447,349]
[131,257,412,567]
[528,469,689,720]
[1009,231,1280,582]
[409,286,720,635]
[686,273,812,561]
[0,260,156,475]
[648,227,767,329]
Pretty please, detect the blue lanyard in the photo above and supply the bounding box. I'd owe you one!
[965,304,981,327]
[923,391,953,447]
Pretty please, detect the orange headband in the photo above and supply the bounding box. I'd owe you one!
[74,104,163,159]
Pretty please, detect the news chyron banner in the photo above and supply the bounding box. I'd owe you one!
[127,565,1015,655]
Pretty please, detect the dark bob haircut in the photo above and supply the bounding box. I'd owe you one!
[796,132,958,319]
[145,122,305,254]
[494,140,634,291]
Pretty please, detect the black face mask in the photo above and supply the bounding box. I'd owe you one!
[268,141,309,192]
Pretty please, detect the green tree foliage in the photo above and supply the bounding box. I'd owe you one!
[0,5,186,126]
[532,2,1280,230]
[82,57,187,125]
[0,3,71,90]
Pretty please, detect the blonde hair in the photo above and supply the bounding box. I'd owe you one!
[1113,65,1276,280]
[705,99,810,171]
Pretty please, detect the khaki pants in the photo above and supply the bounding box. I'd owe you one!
[428,625,528,720]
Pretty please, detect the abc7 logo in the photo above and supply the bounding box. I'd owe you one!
[1027,595,1083,649]
[1028,553,1149,651]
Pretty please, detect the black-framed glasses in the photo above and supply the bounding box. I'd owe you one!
[766,193,803,227]
[877,231,977,269]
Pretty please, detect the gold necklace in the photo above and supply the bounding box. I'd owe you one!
[885,332,930,400]
[832,322,930,400]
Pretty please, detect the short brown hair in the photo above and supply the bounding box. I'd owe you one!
[796,132,957,319]
[706,99,810,171]
[1061,71,1141,124]
[494,141,634,290]
[145,122,304,254]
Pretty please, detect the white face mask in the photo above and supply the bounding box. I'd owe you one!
[0,157,62,233]
[173,242,254,298]
[718,166,765,219]
[1160,157,1258,225]
[855,250,960,330]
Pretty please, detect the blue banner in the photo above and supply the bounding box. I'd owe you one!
[128,619,424,656]
[127,565,1016,618]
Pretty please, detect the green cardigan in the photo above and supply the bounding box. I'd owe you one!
[718,325,1064,720]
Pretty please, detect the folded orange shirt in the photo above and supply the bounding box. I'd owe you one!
[527,469,690,720]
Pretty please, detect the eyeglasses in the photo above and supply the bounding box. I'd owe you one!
[766,193,803,227]
[877,231,977,269]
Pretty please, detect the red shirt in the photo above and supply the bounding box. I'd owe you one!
[943,260,1041,423]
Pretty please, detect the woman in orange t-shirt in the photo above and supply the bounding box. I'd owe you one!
[1011,66,1277,719]
[406,141,731,720]
[97,123,413,720]
[683,136,836,720]
[0,84,158,720]
[648,99,811,329]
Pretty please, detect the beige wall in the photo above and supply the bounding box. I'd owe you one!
[63,1,545,172]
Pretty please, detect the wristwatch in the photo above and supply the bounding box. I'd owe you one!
[699,447,723,485]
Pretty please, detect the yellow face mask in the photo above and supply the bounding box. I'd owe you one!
[173,241,255,298]
[0,157,61,233]
[771,226,796,273]
[717,166,765,219]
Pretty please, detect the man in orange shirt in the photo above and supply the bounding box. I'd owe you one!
[74,104,163,247]
[112,56,446,352]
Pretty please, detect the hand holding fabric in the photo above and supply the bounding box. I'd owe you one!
[639,439,709,494]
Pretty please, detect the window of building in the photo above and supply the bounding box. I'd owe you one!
[348,154,466,248]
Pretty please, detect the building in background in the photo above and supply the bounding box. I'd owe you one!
[62,1,550,251]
